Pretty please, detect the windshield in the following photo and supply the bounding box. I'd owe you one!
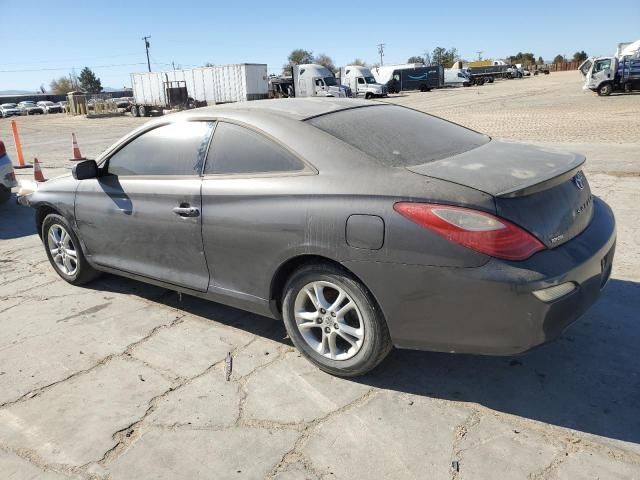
[579,60,593,76]
[308,105,490,167]
[323,76,337,86]
[364,76,377,84]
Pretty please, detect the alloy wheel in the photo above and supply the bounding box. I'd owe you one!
[293,281,365,360]
[47,224,78,276]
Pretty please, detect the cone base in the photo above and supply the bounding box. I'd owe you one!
[69,158,86,162]
[14,165,33,169]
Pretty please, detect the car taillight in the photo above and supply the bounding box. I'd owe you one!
[393,202,544,261]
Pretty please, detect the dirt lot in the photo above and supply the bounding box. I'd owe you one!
[1,72,639,479]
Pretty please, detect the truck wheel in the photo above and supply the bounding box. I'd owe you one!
[624,83,632,93]
[130,105,139,117]
[488,77,494,83]
[139,105,147,117]
[365,92,373,100]
[477,78,485,86]
[597,83,613,96]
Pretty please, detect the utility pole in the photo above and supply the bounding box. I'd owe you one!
[377,43,385,66]
[142,35,151,72]
[172,61,176,71]
[476,51,483,61]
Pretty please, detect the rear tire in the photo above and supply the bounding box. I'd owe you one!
[282,263,392,377]
[138,105,147,117]
[131,105,139,117]
[42,214,101,285]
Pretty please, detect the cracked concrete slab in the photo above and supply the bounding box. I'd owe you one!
[0,300,178,405]
[550,450,640,480]
[130,315,253,378]
[106,426,299,479]
[147,364,241,428]
[243,351,371,425]
[0,357,171,467]
[455,414,562,479]
[0,448,75,480]
[302,391,469,479]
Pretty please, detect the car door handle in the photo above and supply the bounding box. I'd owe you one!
[173,206,200,217]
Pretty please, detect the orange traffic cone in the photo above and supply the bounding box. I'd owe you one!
[70,133,85,161]
[33,158,47,182]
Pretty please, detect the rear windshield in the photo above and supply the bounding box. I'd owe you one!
[307,105,489,167]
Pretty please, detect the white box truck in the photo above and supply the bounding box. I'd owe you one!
[130,64,268,117]
[291,64,350,98]
[579,40,640,96]
[339,65,387,99]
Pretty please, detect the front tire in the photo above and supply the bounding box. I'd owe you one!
[282,264,392,377]
[42,214,101,285]
[597,83,613,96]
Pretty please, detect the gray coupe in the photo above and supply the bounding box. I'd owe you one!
[22,98,616,376]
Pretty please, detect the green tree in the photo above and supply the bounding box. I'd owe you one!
[508,52,536,66]
[572,51,588,63]
[431,47,457,68]
[315,53,335,72]
[407,56,425,64]
[282,48,314,73]
[552,54,565,64]
[350,58,366,66]
[78,67,103,93]
[537,56,544,64]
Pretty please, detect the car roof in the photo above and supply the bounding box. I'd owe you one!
[178,98,381,122]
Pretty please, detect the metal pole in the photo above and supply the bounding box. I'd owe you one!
[143,35,151,72]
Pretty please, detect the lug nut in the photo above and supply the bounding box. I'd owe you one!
[331,311,336,317]
[334,323,339,329]
[320,308,326,314]
[324,327,330,334]
[316,318,322,324]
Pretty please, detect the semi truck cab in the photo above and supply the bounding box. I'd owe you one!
[340,65,388,99]
[293,64,350,98]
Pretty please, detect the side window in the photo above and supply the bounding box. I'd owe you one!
[204,122,305,175]
[357,77,365,84]
[108,121,214,176]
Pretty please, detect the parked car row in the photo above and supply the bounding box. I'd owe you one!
[0,101,66,117]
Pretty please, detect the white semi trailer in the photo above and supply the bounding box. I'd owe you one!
[129,64,268,117]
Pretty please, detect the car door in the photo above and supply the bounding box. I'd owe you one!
[75,120,214,291]
[200,121,312,299]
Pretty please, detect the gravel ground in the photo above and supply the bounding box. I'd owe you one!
[0,72,639,479]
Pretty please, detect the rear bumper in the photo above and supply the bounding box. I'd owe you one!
[344,197,616,355]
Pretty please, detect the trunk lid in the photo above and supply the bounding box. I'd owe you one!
[407,140,593,248]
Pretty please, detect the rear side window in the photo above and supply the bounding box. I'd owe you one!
[307,105,489,167]
[204,122,305,175]
[108,121,214,176]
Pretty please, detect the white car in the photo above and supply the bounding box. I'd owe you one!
[37,101,63,114]
[0,141,18,203]
[0,103,20,118]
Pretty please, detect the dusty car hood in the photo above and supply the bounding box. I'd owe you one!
[407,140,585,197]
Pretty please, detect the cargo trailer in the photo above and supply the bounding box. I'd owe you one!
[129,64,268,117]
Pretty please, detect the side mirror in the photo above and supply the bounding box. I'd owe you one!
[72,160,98,180]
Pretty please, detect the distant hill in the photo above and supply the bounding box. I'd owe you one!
[0,90,35,95]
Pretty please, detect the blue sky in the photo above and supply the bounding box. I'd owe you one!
[1,0,638,91]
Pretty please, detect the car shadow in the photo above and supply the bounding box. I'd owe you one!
[90,274,639,446]
[0,194,36,239]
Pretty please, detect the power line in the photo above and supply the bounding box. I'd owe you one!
[0,53,142,67]
[0,62,146,73]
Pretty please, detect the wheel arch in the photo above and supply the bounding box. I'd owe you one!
[35,203,62,239]
[269,254,382,319]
